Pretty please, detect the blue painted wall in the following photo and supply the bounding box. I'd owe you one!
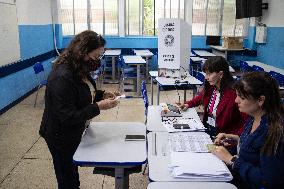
[19,24,55,59]
[0,24,55,111]
[255,27,284,69]
[62,35,210,49]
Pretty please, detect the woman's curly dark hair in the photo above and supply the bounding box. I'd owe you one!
[53,30,106,79]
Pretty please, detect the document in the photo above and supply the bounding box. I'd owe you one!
[168,132,213,153]
[169,152,232,180]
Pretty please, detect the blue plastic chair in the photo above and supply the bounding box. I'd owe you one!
[251,65,264,72]
[239,61,252,72]
[269,71,284,87]
[193,70,205,83]
[33,62,47,107]
[118,56,137,92]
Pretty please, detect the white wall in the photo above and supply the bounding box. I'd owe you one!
[16,0,52,25]
[261,0,284,27]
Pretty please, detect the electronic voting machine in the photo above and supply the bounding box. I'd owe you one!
[160,103,182,117]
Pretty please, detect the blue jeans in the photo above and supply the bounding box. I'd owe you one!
[46,140,80,189]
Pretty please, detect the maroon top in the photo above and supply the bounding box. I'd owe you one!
[185,86,247,135]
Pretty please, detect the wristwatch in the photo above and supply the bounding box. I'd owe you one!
[229,155,238,166]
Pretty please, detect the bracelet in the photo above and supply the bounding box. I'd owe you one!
[229,155,238,167]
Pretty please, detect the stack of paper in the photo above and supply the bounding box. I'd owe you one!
[169,152,232,181]
[168,132,213,152]
[162,117,205,132]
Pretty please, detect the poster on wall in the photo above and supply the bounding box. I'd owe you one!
[158,18,191,78]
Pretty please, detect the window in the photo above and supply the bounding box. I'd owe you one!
[126,0,142,35]
[59,0,248,37]
[193,0,248,36]
[153,0,185,35]
[60,0,118,35]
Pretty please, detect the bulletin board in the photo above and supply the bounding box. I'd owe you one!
[0,1,21,67]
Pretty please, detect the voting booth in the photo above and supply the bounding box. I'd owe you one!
[158,18,191,78]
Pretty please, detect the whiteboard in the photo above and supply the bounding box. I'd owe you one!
[0,2,21,67]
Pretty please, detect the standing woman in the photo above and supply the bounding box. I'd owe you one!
[39,30,118,189]
[213,72,284,189]
[180,56,246,136]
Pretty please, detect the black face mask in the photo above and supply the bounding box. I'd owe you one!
[88,59,101,71]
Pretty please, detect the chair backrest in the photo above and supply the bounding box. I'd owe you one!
[269,71,284,87]
[193,70,205,83]
[240,61,252,72]
[252,65,264,72]
[33,62,44,74]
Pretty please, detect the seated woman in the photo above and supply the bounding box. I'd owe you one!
[212,72,284,189]
[180,56,246,136]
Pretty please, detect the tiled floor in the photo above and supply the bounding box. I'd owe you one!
[0,82,194,189]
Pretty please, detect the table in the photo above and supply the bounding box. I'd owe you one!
[104,49,121,82]
[210,45,243,60]
[155,76,202,105]
[147,132,233,182]
[194,50,216,57]
[149,71,158,105]
[134,49,154,80]
[146,105,201,132]
[123,55,146,96]
[147,182,237,189]
[245,61,284,75]
[73,122,147,189]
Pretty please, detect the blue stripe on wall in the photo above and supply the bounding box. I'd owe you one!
[62,35,210,49]
[255,27,284,69]
[18,24,55,59]
[0,58,54,110]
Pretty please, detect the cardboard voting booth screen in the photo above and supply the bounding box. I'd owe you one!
[158,18,191,78]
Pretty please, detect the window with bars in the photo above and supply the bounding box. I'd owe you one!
[60,0,118,35]
[59,0,248,37]
[192,0,248,36]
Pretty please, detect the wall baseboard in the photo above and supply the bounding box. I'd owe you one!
[0,87,37,116]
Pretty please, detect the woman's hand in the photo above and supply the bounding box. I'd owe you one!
[214,133,238,147]
[214,133,227,146]
[97,99,118,110]
[178,103,189,111]
[103,91,117,100]
[211,146,233,165]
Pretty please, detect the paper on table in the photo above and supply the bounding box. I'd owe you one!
[168,132,213,152]
[169,152,232,179]
[162,118,205,132]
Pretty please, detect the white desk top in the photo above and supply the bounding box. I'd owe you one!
[134,49,154,57]
[123,55,146,64]
[194,50,216,57]
[147,182,237,189]
[147,105,202,132]
[190,57,207,62]
[73,122,146,166]
[104,49,121,56]
[147,132,232,182]
[245,61,284,75]
[149,71,158,77]
[211,45,244,51]
[155,76,202,86]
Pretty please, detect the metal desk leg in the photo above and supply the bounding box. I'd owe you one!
[145,57,149,81]
[115,168,129,189]
[137,65,141,96]
[151,77,154,105]
[112,56,116,81]
[157,85,160,105]
[183,90,187,103]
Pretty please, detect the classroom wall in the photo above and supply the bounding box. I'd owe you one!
[254,0,284,69]
[240,0,284,69]
[0,0,55,112]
